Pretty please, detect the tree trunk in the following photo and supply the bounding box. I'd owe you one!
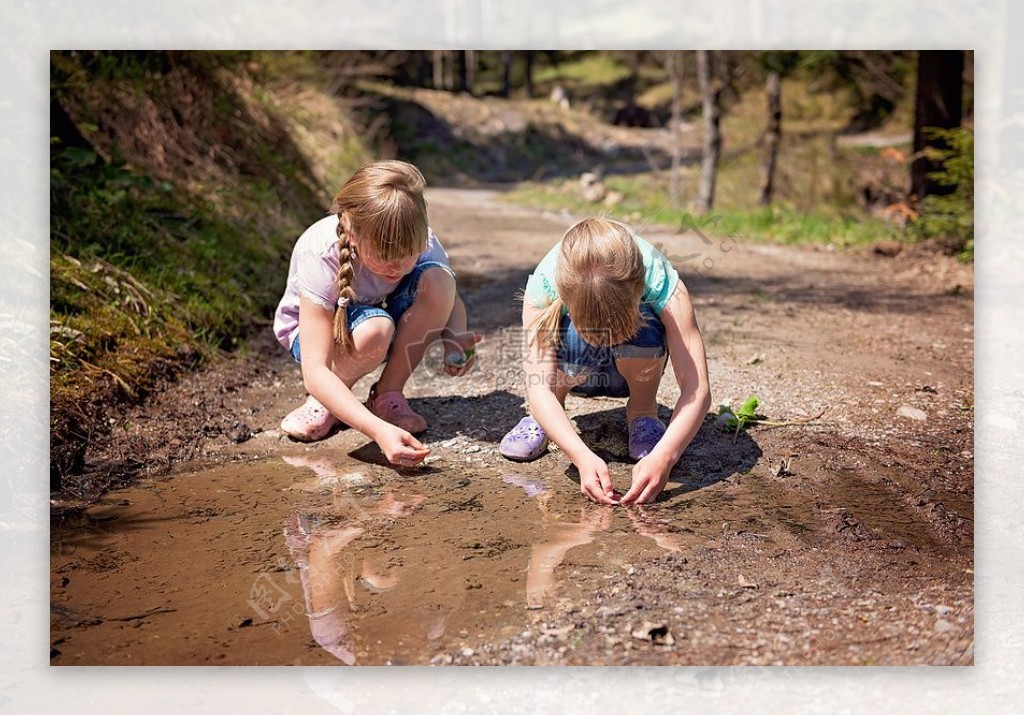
[666,51,684,208]
[524,51,535,98]
[432,50,444,90]
[501,50,512,98]
[911,50,964,199]
[444,50,455,91]
[456,51,469,93]
[696,50,723,213]
[759,70,782,206]
[464,50,476,95]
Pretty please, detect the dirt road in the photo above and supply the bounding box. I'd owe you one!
[51,188,974,665]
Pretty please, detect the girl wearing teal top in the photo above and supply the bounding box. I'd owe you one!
[499,218,711,505]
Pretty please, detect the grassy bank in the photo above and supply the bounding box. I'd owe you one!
[50,51,374,487]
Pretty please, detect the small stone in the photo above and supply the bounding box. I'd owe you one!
[738,574,758,589]
[542,624,576,639]
[935,619,954,634]
[630,621,675,646]
[935,604,954,617]
[461,647,475,658]
[897,405,927,421]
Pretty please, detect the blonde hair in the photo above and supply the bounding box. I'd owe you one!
[329,160,428,352]
[529,218,646,350]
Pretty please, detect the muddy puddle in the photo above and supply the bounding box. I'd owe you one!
[50,424,972,666]
[51,451,707,665]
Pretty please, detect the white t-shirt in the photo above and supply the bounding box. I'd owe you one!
[273,214,449,349]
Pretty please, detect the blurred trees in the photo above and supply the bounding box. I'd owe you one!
[696,50,724,212]
[911,50,965,199]
[756,52,800,206]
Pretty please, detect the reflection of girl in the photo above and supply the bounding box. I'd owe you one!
[520,490,683,609]
[526,494,612,609]
[282,456,425,664]
[284,514,360,664]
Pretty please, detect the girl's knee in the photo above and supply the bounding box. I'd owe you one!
[614,355,666,383]
[416,266,456,305]
[350,316,394,361]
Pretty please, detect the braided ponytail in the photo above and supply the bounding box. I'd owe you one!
[332,215,359,352]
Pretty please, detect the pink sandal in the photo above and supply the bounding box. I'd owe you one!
[280,395,339,442]
[366,383,427,435]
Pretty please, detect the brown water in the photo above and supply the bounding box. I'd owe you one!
[52,454,699,665]
[50,436,972,666]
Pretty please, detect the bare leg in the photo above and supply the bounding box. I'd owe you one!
[376,267,456,393]
[535,368,587,412]
[331,315,395,388]
[614,355,667,424]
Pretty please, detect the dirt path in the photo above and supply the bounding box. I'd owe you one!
[51,188,974,665]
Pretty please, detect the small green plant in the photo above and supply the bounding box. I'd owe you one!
[716,395,824,436]
[717,395,768,433]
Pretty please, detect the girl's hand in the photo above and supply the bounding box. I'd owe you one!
[620,453,672,505]
[443,332,483,377]
[577,453,620,505]
[375,425,431,467]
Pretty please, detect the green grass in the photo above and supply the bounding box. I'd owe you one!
[535,54,632,88]
[504,175,898,249]
[49,153,291,396]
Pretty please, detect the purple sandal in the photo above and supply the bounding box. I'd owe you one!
[499,416,549,462]
[629,416,666,460]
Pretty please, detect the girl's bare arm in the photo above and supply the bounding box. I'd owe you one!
[521,301,617,504]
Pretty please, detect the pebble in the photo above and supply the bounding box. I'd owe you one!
[897,405,927,421]
[935,619,955,634]
[461,647,475,658]
[935,604,954,617]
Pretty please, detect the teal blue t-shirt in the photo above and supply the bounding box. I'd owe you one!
[524,235,680,314]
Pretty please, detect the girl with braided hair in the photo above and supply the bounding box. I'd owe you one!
[273,160,479,466]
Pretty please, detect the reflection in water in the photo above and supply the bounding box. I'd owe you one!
[625,507,686,553]
[507,471,688,609]
[282,458,689,662]
[282,455,427,664]
[526,494,612,609]
[500,472,546,497]
[283,515,360,664]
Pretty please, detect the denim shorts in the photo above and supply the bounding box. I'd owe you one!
[557,303,667,398]
[290,260,454,363]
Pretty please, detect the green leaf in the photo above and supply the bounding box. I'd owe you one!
[737,395,761,419]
